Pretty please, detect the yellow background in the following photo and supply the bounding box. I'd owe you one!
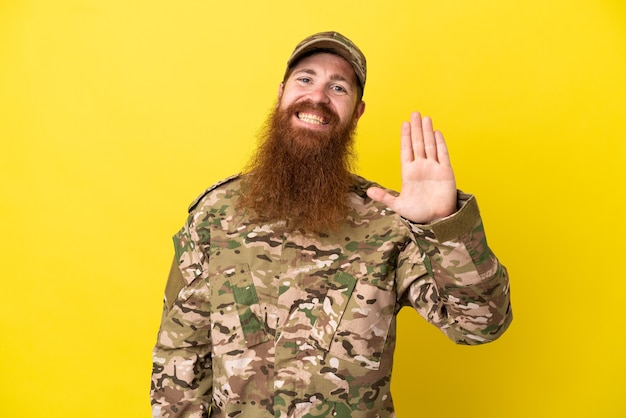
[1,0,624,416]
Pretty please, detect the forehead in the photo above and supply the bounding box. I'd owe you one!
[289,52,358,85]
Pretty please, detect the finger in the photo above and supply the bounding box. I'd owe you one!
[422,116,437,161]
[410,112,426,159]
[435,130,451,166]
[400,121,413,164]
[366,186,398,210]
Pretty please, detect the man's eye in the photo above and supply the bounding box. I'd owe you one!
[331,85,347,93]
[298,77,311,83]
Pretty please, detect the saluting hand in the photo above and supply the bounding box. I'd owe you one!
[367,111,457,224]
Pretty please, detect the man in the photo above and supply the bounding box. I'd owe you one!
[151,31,512,418]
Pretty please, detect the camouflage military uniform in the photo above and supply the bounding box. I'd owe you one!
[151,174,512,418]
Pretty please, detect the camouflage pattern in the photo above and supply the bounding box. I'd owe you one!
[285,31,367,91]
[151,174,512,418]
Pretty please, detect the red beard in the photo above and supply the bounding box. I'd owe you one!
[238,100,359,233]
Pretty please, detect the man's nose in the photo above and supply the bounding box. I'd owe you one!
[307,85,330,104]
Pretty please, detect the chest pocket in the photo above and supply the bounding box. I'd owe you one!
[308,266,396,371]
[209,264,269,355]
[308,271,357,349]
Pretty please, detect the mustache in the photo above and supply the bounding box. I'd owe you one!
[288,101,339,125]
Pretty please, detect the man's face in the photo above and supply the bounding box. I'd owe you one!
[237,52,367,232]
[278,52,365,135]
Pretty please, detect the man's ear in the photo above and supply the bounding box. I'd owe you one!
[354,100,366,123]
[276,82,285,108]
[277,82,284,99]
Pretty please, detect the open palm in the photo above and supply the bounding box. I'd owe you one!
[367,112,457,224]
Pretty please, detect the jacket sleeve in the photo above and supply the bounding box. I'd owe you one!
[151,213,213,417]
[397,192,512,344]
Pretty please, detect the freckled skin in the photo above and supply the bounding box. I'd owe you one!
[278,53,365,132]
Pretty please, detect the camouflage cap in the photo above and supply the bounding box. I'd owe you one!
[285,31,367,92]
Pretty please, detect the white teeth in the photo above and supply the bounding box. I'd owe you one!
[297,112,327,125]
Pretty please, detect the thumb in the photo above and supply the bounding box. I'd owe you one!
[366,186,397,209]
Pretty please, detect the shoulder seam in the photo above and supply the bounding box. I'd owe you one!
[188,173,241,213]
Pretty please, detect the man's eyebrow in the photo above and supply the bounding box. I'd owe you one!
[292,68,351,84]
[292,68,317,77]
[329,73,350,83]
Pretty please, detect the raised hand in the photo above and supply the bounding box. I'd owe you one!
[366,111,457,224]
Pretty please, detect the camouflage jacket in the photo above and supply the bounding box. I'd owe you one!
[151,174,512,418]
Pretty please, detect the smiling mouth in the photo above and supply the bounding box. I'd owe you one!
[296,112,329,125]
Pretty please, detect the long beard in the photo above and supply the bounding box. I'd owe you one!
[239,100,358,233]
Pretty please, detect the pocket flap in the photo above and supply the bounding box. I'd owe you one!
[309,271,357,351]
[210,264,269,352]
[231,273,269,347]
